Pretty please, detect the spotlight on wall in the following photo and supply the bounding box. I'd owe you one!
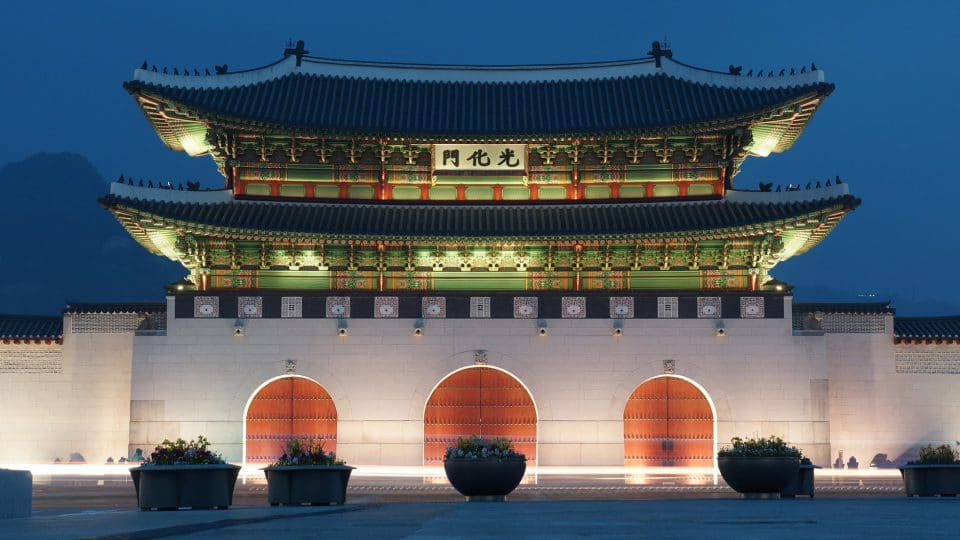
[613,320,624,337]
[233,319,245,337]
[715,320,725,337]
[537,319,548,336]
[413,318,424,337]
[337,319,348,337]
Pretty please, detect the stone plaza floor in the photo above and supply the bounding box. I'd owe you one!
[2,468,957,539]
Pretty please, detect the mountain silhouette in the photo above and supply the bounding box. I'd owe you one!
[0,153,185,315]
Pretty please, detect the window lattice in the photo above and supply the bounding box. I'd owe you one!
[791,313,886,334]
[70,314,140,334]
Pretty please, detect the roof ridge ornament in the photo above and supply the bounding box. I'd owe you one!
[647,41,672,68]
[284,40,309,67]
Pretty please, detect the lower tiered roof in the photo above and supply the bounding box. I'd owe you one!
[102,183,856,245]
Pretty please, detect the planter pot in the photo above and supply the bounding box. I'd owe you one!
[130,464,240,510]
[900,464,960,497]
[263,465,355,505]
[718,456,799,496]
[780,462,820,498]
[0,469,32,518]
[443,459,526,501]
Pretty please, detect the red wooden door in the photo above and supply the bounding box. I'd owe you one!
[245,377,337,463]
[424,367,537,466]
[624,377,713,467]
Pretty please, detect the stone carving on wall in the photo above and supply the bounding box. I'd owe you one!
[663,359,676,374]
[473,350,488,365]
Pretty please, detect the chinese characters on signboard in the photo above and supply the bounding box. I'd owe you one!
[433,144,526,174]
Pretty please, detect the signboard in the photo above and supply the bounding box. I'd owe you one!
[433,144,526,174]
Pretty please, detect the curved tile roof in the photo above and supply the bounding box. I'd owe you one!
[0,315,63,340]
[895,316,960,339]
[126,54,832,139]
[101,193,859,240]
[128,74,830,138]
[63,302,166,314]
[793,302,895,315]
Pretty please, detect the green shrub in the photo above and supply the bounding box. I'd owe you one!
[717,436,802,458]
[444,436,525,461]
[145,435,224,465]
[273,439,345,466]
[917,443,959,464]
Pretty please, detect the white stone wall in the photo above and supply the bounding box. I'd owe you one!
[825,317,960,467]
[127,297,835,466]
[11,301,957,469]
[0,315,133,464]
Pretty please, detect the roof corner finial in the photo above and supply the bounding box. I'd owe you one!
[284,39,309,67]
[647,40,672,68]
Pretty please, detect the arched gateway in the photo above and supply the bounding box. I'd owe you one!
[624,375,715,467]
[424,366,537,466]
[244,375,338,464]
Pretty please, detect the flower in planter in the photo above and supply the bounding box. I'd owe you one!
[914,442,960,465]
[718,436,802,459]
[273,439,345,466]
[144,435,225,465]
[444,436,526,461]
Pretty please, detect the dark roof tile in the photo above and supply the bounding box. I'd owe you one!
[0,315,63,339]
[894,317,960,339]
[125,74,832,137]
[793,302,894,315]
[102,195,859,240]
[63,302,166,314]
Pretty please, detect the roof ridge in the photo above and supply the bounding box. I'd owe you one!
[130,53,826,91]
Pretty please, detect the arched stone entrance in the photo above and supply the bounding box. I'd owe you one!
[244,375,337,464]
[423,366,537,466]
[624,375,715,467]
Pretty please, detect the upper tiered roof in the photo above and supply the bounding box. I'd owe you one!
[125,44,832,154]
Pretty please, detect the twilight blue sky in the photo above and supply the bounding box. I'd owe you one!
[1,1,959,314]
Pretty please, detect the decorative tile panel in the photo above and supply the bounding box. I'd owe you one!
[0,346,63,374]
[194,296,219,318]
[697,297,722,319]
[281,296,302,318]
[470,297,491,318]
[896,349,960,374]
[657,297,678,319]
[326,296,350,318]
[561,297,586,319]
[238,296,262,318]
[374,296,399,318]
[514,297,538,319]
[422,297,446,318]
[610,297,635,319]
[740,297,764,318]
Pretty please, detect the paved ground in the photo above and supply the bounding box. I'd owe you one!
[5,499,960,539]
[2,471,950,539]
